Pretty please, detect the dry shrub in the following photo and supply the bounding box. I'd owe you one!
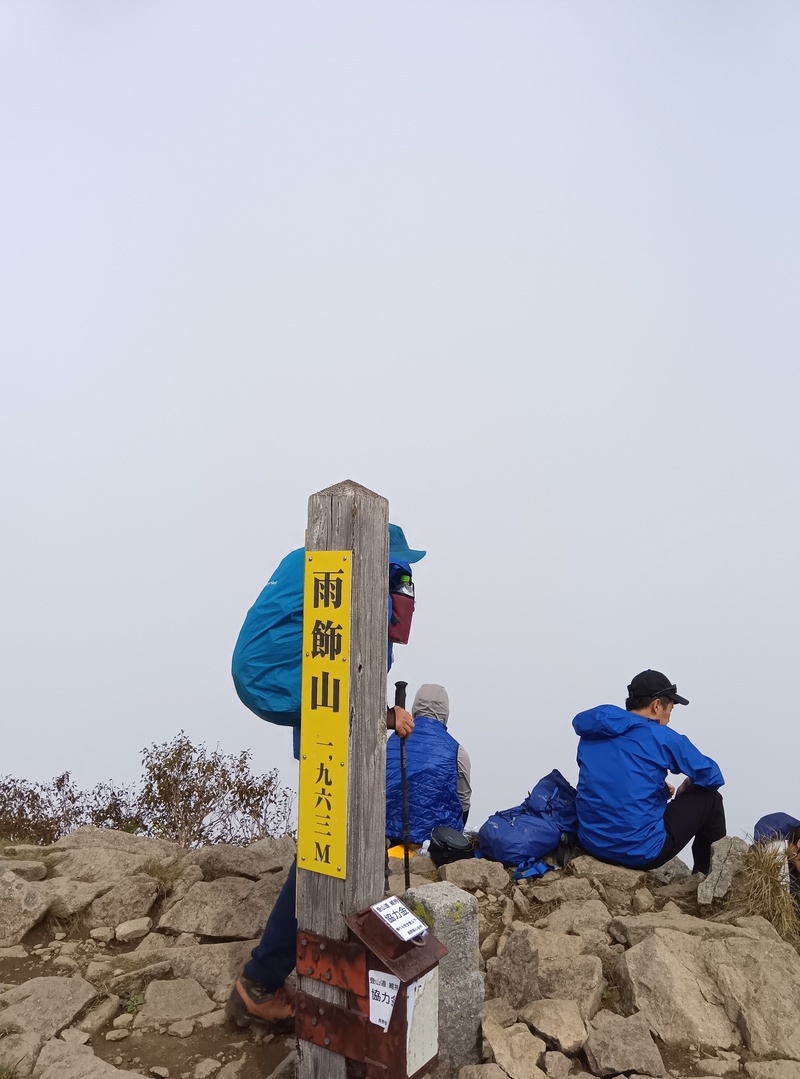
[0,733,294,848]
[725,840,800,946]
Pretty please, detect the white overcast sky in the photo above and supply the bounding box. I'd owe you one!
[2,3,799,844]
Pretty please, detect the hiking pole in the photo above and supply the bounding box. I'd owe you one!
[395,680,411,891]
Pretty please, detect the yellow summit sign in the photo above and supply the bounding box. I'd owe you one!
[297,550,352,879]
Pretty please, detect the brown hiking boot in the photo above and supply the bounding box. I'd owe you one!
[225,976,295,1032]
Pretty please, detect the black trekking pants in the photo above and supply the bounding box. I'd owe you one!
[639,785,726,876]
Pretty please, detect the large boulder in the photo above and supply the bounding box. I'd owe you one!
[133,977,217,1027]
[49,849,157,883]
[583,1012,665,1077]
[0,869,50,946]
[537,954,605,1020]
[527,877,600,905]
[535,899,612,948]
[51,825,180,859]
[0,1030,43,1078]
[84,876,159,929]
[169,940,259,1003]
[705,934,800,1059]
[483,1017,547,1079]
[33,1039,129,1078]
[610,902,759,946]
[616,929,740,1049]
[0,858,46,881]
[0,976,97,1039]
[441,859,509,894]
[158,875,283,939]
[185,836,296,880]
[485,928,540,1009]
[569,856,645,891]
[519,998,587,1054]
[37,878,110,918]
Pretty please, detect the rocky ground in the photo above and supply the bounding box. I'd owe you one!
[1,828,800,1079]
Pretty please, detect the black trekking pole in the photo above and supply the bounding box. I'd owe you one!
[394,680,411,891]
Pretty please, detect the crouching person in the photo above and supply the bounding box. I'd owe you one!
[573,670,726,875]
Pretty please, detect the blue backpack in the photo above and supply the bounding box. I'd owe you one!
[231,548,413,729]
[477,770,578,870]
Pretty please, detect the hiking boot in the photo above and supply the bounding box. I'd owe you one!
[225,976,295,1032]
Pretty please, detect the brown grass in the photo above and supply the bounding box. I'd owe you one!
[724,841,800,946]
[137,858,183,898]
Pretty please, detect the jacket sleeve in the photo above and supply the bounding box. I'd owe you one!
[456,744,472,817]
[663,730,724,788]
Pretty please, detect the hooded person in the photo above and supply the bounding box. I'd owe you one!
[572,669,726,875]
[385,683,472,845]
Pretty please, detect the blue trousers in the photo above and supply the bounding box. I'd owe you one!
[244,861,298,990]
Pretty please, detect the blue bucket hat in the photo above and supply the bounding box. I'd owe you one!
[753,812,800,842]
[389,523,426,564]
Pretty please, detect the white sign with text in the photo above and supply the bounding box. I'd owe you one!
[368,969,401,1030]
[370,895,428,942]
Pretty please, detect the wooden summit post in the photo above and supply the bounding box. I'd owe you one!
[296,480,389,1079]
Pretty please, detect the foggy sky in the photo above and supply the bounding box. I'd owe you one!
[2,2,799,844]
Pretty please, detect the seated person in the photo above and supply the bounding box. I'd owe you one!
[754,812,800,904]
[385,683,471,847]
[572,669,725,875]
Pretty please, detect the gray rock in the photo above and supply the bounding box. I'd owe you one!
[115,916,153,942]
[243,835,298,876]
[535,899,612,946]
[36,1044,129,1078]
[745,1064,800,1079]
[37,878,110,918]
[697,837,749,905]
[105,1028,130,1041]
[483,1017,547,1079]
[158,875,283,939]
[705,934,800,1058]
[386,871,432,896]
[0,858,47,881]
[169,940,258,1003]
[0,1030,44,1078]
[49,849,156,883]
[646,856,691,884]
[731,915,782,941]
[538,954,605,1020]
[569,856,646,891]
[519,998,587,1053]
[405,882,483,1079]
[85,876,159,929]
[108,960,173,995]
[616,929,739,1049]
[633,888,656,914]
[482,997,517,1028]
[543,1051,572,1079]
[441,859,509,894]
[52,825,180,860]
[77,994,121,1033]
[185,838,295,881]
[696,1058,739,1075]
[168,1018,195,1037]
[0,975,97,1039]
[485,928,540,1009]
[527,877,599,904]
[458,1068,508,1079]
[90,927,116,944]
[610,903,758,947]
[133,977,216,1026]
[583,1012,665,1077]
[219,1058,250,1079]
[0,869,50,947]
[195,1060,222,1078]
[0,945,28,958]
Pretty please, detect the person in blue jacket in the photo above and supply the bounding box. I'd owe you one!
[573,669,726,875]
[386,683,471,845]
[226,524,424,1032]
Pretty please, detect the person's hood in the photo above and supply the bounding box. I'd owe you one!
[412,683,449,725]
[572,704,645,740]
[754,812,800,842]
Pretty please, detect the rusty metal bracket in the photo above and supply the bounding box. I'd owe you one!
[297,930,368,994]
[296,991,371,1059]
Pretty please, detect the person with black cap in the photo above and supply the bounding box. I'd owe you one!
[572,670,726,875]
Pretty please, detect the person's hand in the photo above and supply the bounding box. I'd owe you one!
[394,707,415,738]
[665,783,675,800]
[675,777,692,796]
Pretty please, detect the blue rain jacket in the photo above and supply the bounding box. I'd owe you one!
[573,704,724,866]
[385,716,463,843]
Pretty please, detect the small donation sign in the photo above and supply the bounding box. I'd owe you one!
[370,896,428,942]
[368,969,401,1031]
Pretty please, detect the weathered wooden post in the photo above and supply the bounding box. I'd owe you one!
[296,480,389,1079]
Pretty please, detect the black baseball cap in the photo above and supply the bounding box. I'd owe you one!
[627,670,689,706]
